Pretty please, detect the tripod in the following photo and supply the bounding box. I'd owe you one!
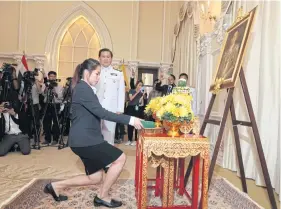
[2,79,11,101]
[20,83,41,150]
[39,87,61,147]
[58,83,72,149]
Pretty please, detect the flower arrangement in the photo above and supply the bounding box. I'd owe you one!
[144,97,163,117]
[155,94,194,123]
[144,77,195,136]
[145,92,194,136]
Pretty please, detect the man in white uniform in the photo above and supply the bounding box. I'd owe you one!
[96,48,125,145]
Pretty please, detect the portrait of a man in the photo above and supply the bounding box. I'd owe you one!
[216,20,248,80]
[209,8,256,92]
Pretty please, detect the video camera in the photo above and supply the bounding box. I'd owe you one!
[0,63,15,82]
[65,77,72,87]
[4,102,12,109]
[45,78,61,89]
[22,68,40,85]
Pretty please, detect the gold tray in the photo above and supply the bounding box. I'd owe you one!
[142,127,164,135]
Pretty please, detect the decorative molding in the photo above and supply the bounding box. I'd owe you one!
[0,52,171,68]
[128,61,139,79]
[34,57,46,69]
[212,17,228,44]
[0,52,46,61]
[197,16,228,57]
[158,63,172,84]
[197,34,212,57]
[44,2,113,72]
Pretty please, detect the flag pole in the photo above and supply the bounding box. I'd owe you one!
[121,58,129,88]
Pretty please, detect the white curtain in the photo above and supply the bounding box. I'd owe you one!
[172,2,199,87]
[221,1,281,201]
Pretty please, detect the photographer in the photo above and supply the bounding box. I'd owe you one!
[19,69,42,140]
[0,102,30,156]
[0,64,19,102]
[0,64,30,156]
[41,71,63,145]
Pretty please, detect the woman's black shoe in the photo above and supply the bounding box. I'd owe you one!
[43,183,68,202]
[94,196,122,208]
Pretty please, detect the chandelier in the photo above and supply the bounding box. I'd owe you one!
[198,0,217,22]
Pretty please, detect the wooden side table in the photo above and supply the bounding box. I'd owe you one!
[135,131,210,209]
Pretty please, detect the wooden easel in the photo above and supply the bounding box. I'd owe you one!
[184,68,277,209]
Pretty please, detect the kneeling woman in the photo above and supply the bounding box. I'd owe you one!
[44,58,143,208]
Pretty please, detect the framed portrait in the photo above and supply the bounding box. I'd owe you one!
[210,7,257,91]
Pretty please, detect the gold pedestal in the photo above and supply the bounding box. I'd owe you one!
[163,120,181,137]
[153,113,162,128]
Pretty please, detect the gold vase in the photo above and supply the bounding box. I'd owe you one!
[180,117,200,136]
[180,120,194,136]
[152,113,162,128]
[163,120,181,137]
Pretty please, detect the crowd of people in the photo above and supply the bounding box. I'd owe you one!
[0,65,68,156]
[114,70,195,146]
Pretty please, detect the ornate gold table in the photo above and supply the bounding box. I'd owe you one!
[135,131,210,209]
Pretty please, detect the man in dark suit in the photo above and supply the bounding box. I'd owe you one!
[156,74,176,96]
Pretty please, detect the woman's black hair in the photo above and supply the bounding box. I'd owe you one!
[135,80,143,89]
[72,58,100,88]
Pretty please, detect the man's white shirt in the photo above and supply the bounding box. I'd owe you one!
[95,65,125,113]
[1,113,21,135]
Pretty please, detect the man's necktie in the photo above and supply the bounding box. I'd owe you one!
[168,85,172,94]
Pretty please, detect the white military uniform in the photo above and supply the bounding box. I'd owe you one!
[96,65,125,145]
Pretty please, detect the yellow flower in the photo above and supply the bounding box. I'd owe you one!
[178,107,189,117]
[164,103,176,112]
[145,97,163,114]
[171,108,180,117]
[146,91,194,121]
[156,107,165,118]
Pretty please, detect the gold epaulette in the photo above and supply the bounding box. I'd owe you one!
[113,65,122,72]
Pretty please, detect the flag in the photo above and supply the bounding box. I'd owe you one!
[120,60,129,87]
[16,54,29,78]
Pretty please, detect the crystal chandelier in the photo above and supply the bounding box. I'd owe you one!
[198,0,217,22]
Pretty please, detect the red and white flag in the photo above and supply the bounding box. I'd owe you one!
[16,55,29,77]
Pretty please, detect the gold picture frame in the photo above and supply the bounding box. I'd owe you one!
[210,7,257,92]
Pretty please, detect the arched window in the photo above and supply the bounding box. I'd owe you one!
[57,16,101,81]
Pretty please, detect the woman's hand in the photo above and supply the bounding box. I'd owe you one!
[136,86,141,93]
[7,108,16,116]
[133,118,143,130]
[0,103,5,113]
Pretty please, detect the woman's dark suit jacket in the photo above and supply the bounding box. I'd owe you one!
[69,80,131,147]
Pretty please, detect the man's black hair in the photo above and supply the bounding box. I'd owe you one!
[170,74,176,80]
[48,71,57,76]
[98,48,113,58]
[179,73,188,80]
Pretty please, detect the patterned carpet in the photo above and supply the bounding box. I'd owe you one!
[1,176,263,209]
